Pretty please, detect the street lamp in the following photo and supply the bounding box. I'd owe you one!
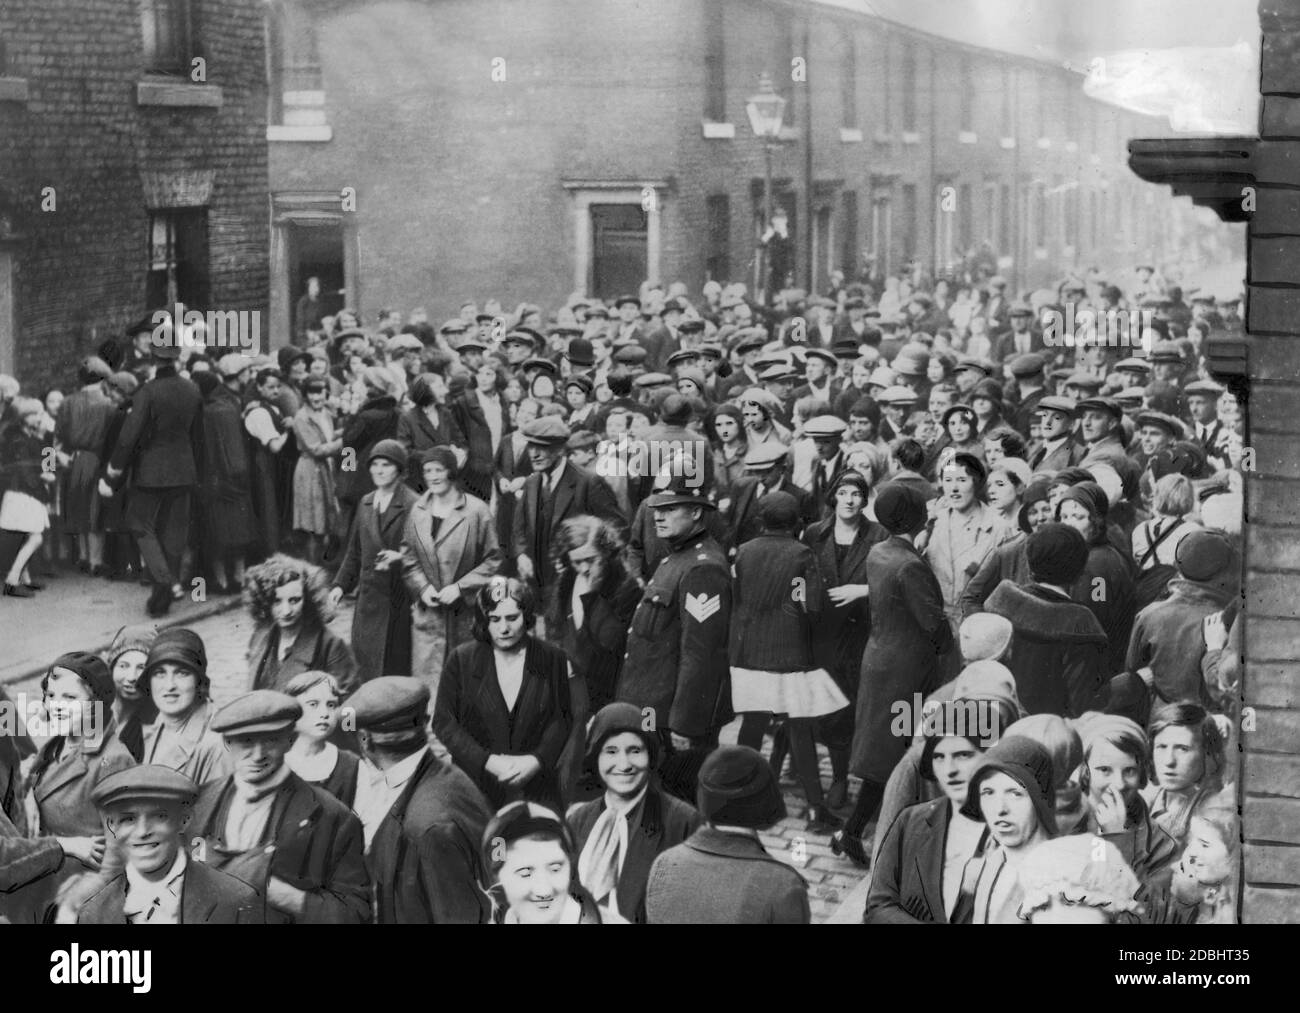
[747,73,786,306]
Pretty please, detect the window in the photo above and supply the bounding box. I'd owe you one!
[147,209,210,310]
[706,194,731,282]
[959,54,973,133]
[141,0,194,75]
[902,43,917,131]
[705,3,725,121]
[267,1,324,126]
[841,37,858,128]
[901,183,917,260]
[841,190,859,277]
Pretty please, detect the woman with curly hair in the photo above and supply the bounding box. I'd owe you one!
[547,515,641,802]
[244,553,358,695]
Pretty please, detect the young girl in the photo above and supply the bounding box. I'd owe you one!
[285,670,361,808]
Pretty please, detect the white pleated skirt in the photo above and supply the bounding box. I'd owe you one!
[730,666,849,718]
[0,491,49,534]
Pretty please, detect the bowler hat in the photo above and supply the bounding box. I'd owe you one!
[696,745,786,829]
[565,337,595,367]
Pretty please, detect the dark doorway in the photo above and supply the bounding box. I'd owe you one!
[146,208,210,310]
[290,221,345,333]
[590,204,647,300]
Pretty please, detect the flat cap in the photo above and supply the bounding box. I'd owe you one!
[456,338,488,354]
[217,353,253,379]
[1076,396,1124,420]
[732,329,768,354]
[439,319,469,335]
[345,676,430,734]
[877,384,919,406]
[614,294,641,309]
[1008,352,1046,378]
[1035,395,1077,416]
[81,355,112,380]
[1063,372,1104,391]
[955,355,994,375]
[1184,378,1225,397]
[867,366,897,388]
[1147,342,1184,364]
[634,371,674,389]
[564,373,594,395]
[1113,357,1152,374]
[758,363,798,383]
[388,333,424,352]
[523,356,559,376]
[804,347,837,367]
[1135,411,1185,437]
[502,329,537,346]
[845,296,867,310]
[1008,302,1034,317]
[612,344,648,365]
[667,348,702,367]
[678,318,707,334]
[212,690,301,736]
[804,414,849,438]
[92,765,199,810]
[521,416,571,445]
[831,339,863,358]
[743,442,790,470]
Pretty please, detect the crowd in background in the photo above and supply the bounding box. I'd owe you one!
[0,257,1246,924]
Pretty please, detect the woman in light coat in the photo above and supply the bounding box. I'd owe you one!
[291,377,342,565]
[400,446,502,699]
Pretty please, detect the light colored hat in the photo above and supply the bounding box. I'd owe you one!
[1086,463,1123,507]
[993,457,1034,490]
[217,353,253,379]
[877,385,918,406]
[867,366,896,388]
[959,614,1014,663]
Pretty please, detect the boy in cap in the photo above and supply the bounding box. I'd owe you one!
[724,442,813,553]
[188,691,370,924]
[645,745,808,924]
[79,766,262,924]
[348,677,492,923]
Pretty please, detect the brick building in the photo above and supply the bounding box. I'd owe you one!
[265,0,1204,338]
[0,0,269,389]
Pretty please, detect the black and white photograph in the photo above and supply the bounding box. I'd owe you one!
[0,0,1288,980]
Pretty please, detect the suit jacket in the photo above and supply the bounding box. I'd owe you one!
[865,797,985,924]
[511,461,622,584]
[77,857,263,924]
[1030,436,1085,474]
[568,787,701,923]
[332,483,420,682]
[189,771,371,924]
[725,476,815,553]
[990,328,1044,365]
[108,366,203,488]
[450,390,511,502]
[645,825,809,924]
[366,749,493,924]
[433,638,573,811]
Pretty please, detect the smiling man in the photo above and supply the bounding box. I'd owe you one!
[79,765,261,924]
[186,691,370,924]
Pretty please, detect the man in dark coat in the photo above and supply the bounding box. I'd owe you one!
[1029,395,1085,474]
[334,372,401,546]
[188,691,371,924]
[626,393,714,510]
[617,475,732,803]
[511,416,622,597]
[984,523,1109,717]
[80,765,262,924]
[450,362,510,504]
[646,746,808,924]
[723,442,814,555]
[348,677,491,924]
[106,336,203,616]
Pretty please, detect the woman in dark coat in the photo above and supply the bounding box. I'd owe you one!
[334,366,402,546]
[194,371,254,592]
[491,397,538,575]
[242,368,295,558]
[731,492,847,833]
[802,471,889,809]
[95,372,140,581]
[395,373,466,493]
[450,361,511,505]
[832,482,954,866]
[568,703,701,922]
[547,515,641,802]
[329,439,418,683]
[56,364,116,574]
[433,578,572,812]
[1057,481,1136,675]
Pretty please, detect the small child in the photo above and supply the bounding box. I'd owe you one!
[285,670,361,808]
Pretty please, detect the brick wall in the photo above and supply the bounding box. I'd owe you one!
[1240,0,1300,924]
[271,0,1177,326]
[0,0,269,391]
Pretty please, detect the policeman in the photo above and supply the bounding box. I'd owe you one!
[616,472,732,804]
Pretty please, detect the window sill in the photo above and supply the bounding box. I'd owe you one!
[959,130,977,145]
[701,121,735,139]
[0,77,29,103]
[136,80,223,108]
[268,124,333,142]
[1000,136,1016,149]
[839,127,863,143]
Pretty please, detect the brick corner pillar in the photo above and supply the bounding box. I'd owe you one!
[1242,1,1300,925]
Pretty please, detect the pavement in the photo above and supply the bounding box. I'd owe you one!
[5,567,876,923]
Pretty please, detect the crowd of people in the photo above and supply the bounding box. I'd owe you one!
[0,261,1245,923]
